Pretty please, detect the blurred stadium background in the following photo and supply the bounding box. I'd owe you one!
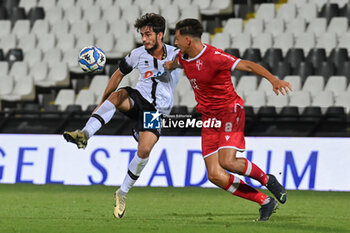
[0,0,350,232]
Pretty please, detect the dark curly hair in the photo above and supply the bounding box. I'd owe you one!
[175,18,203,38]
[134,13,166,35]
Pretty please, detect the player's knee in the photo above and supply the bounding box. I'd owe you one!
[207,171,222,186]
[108,89,128,107]
[137,147,152,159]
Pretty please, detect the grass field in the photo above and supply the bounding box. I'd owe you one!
[0,184,349,233]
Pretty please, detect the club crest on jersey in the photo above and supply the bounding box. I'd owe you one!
[196,59,203,71]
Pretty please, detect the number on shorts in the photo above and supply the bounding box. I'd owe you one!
[225,122,232,132]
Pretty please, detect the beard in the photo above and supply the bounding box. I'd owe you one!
[145,40,159,53]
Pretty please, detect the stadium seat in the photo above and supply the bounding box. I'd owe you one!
[264,18,285,39]
[243,18,264,38]
[76,0,96,10]
[65,104,83,113]
[333,0,350,8]
[31,20,50,36]
[59,0,76,10]
[95,33,115,57]
[266,94,289,111]
[38,0,57,10]
[311,91,334,112]
[25,48,42,67]
[257,78,272,95]
[279,106,299,121]
[89,75,110,100]
[284,75,302,92]
[314,61,336,81]
[122,5,141,25]
[202,32,210,45]
[179,89,197,109]
[327,17,348,37]
[51,19,70,36]
[235,75,258,99]
[292,61,314,83]
[76,34,95,52]
[263,48,283,67]
[64,6,82,24]
[335,92,350,113]
[271,61,292,80]
[0,61,9,76]
[298,2,318,23]
[27,7,45,26]
[9,7,26,25]
[43,48,62,68]
[316,32,337,55]
[242,48,262,63]
[11,20,31,39]
[302,75,325,99]
[258,106,277,121]
[17,33,37,53]
[111,33,135,58]
[37,62,69,87]
[75,89,95,111]
[1,72,35,101]
[223,18,243,38]
[289,90,312,110]
[339,2,350,20]
[255,3,275,22]
[301,106,322,121]
[193,0,211,12]
[252,32,272,54]
[102,5,120,23]
[224,48,240,58]
[0,34,16,54]
[30,61,49,83]
[328,48,349,66]
[306,18,327,39]
[245,91,266,112]
[324,76,347,96]
[45,6,63,25]
[273,32,294,56]
[319,3,339,23]
[276,3,297,22]
[62,48,80,70]
[231,32,252,55]
[285,48,305,70]
[90,19,109,37]
[306,48,327,69]
[336,61,350,80]
[294,32,316,55]
[338,32,350,52]
[55,89,75,111]
[56,34,75,53]
[109,19,128,39]
[285,18,306,36]
[0,74,13,96]
[6,49,24,63]
[71,20,89,36]
[211,32,231,51]
[231,69,248,82]
[0,20,11,37]
[0,6,9,19]
[83,6,102,24]
[170,105,189,115]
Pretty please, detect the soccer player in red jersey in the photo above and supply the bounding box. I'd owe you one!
[165,18,292,221]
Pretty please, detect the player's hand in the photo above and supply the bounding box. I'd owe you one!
[164,61,175,70]
[272,80,292,96]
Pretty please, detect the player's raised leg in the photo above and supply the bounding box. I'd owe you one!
[218,148,287,204]
[114,131,158,219]
[204,152,278,221]
[63,89,132,149]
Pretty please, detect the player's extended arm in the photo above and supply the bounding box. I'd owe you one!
[164,56,182,70]
[236,60,292,95]
[95,68,125,109]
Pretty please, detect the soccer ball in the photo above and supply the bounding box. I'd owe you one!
[78,46,106,73]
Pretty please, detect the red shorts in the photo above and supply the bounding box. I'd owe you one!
[201,104,246,158]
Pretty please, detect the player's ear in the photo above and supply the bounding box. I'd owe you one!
[157,32,164,41]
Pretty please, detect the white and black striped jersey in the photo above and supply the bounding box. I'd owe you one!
[119,44,180,115]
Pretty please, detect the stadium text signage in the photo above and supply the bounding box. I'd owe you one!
[0,135,349,191]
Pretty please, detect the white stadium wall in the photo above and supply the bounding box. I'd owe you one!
[0,135,349,191]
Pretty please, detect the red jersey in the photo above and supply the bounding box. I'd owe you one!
[178,44,243,114]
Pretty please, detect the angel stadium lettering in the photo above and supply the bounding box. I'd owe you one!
[162,118,221,128]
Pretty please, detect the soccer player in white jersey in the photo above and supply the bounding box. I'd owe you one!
[63,13,180,219]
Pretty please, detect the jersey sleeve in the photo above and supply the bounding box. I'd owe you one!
[119,49,139,75]
[214,50,241,72]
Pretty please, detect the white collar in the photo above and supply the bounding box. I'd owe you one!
[183,44,207,62]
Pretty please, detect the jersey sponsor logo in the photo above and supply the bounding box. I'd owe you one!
[190,79,199,90]
[196,59,203,71]
[144,70,167,79]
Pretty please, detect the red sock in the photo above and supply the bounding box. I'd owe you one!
[225,174,267,205]
[243,158,268,185]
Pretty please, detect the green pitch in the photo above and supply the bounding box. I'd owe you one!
[0,184,349,233]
